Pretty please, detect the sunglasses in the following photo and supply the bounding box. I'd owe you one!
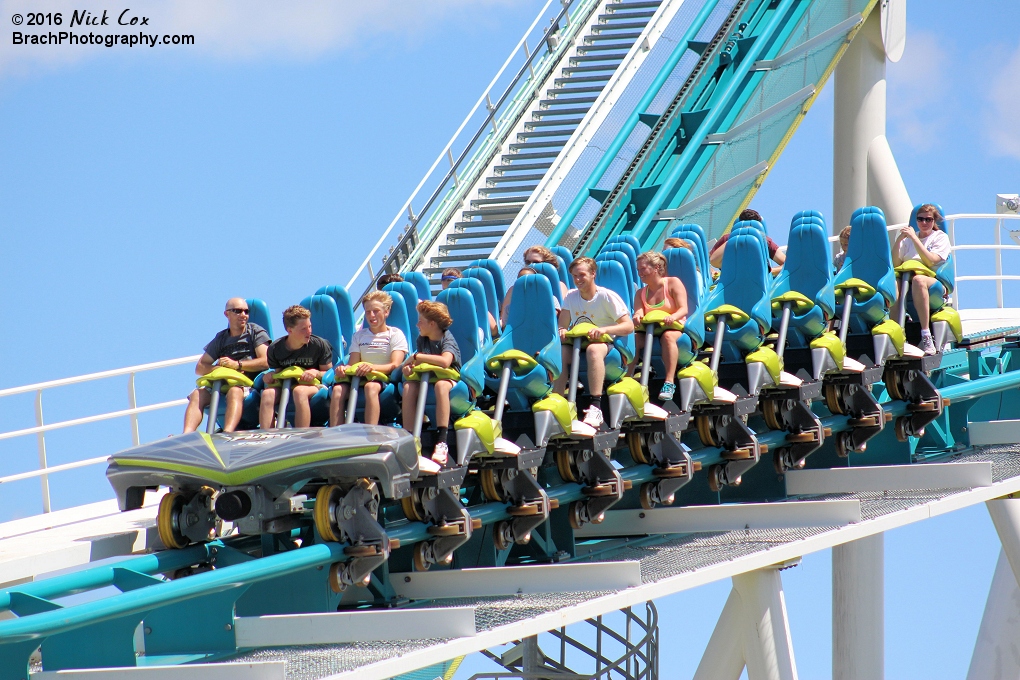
[917,216,935,223]
[228,308,250,315]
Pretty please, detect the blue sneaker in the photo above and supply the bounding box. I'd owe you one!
[658,381,676,401]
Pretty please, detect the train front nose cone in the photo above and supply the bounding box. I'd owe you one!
[214,490,252,521]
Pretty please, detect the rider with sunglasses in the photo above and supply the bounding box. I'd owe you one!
[892,204,952,355]
[183,298,270,433]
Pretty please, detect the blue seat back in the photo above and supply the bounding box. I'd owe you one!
[381,291,412,347]
[550,246,575,288]
[908,203,954,293]
[314,285,355,351]
[595,251,636,295]
[530,262,563,303]
[468,259,506,304]
[601,242,639,284]
[595,260,636,362]
[711,225,772,331]
[449,278,491,344]
[383,282,420,345]
[835,209,897,306]
[402,271,433,302]
[669,224,710,293]
[437,287,485,396]
[774,212,835,316]
[246,298,274,341]
[462,266,499,323]
[606,234,640,257]
[663,247,701,318]
[505,275,560,366]
[300,294,344,365]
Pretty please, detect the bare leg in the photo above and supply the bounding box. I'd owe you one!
[554,344,572,394]
[291,385,319,428]
[433,380,453,429]
[222,386,245,432]
[183,388,211,433]
[912,275,935,330]
[630,334,644,376]
[660,330,681,382]
[363,382,383,425]
[585,343,610,398]
[329,384,348,427]
[402,381,420,431]
[259,387,277,429]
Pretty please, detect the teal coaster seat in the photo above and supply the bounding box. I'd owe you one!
[905,203,953,313]
[549,246,574,288]
[591,259,636,385]
[467,258,506,306]
[246,298,274,341]
[769,211,835,345]
[313,285,355,353]
[662,246,704,369]
[204,297,271,430]
[834,208,897,332]
[702,223,772,357]
[595,250,638,295]
[437,286,487,418]
[530,262,564,304]
[402,271,433,302]
[600,240,639,286]
[448,277,492,344]
[383,282,421,346]
[462,266,500,327]
[669,223,710,296]
[483,274,562,410]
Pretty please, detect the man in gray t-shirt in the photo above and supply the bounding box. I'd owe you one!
[183,298,270,433]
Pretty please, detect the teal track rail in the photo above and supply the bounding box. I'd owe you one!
[542,0,725,248]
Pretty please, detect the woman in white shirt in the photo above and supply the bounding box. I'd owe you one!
[891,203,952,355]
[329,291,408,425]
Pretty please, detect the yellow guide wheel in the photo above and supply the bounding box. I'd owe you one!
[157,491,190,550]
[314,485,341,542]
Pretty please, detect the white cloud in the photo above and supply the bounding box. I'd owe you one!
[0,0,520,76]
[886,29,953,149]
[985,41,1020,159]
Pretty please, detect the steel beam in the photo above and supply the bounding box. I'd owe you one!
[833,534,883,680]
[966,549,1020,680]
[733,569,799,680]
[234,608,477,647]
[575,501,862,538]
[785,462,992,496]
[391,562,642,600]
[692,588,745,680]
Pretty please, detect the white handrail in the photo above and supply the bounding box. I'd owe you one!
[0,399,188,441]
[0,355,200,398]
[0,456,110,485]
[344,0,556,291]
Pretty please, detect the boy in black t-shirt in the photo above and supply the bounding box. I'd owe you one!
[259,305,333,429]
[402,301,461,465]
[183,298,270,433]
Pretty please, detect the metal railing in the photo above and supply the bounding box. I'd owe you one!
[0,355,199,513]
[344,0,597,305]
[946,214,1020,310]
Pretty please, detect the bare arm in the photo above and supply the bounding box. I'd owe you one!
[709,244,724,268]
[195,353,215,377]
[595,314,635,339]
[412,351,454,369]
[666,279,688,324]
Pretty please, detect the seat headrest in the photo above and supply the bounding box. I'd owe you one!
[838,209,897,304]
[529,262,563,302]
[246,298,274,341]
[663,247,700,313]
[401,272,433,302]
[467,259,506,303]
[437,287,481,364]
[595,251,636,294]
[595,260,633,313]
[314,285,354,349]
[302,294,344,364]
[549,246,574,286]
[383,282,420,344]
[716,228,771,329]
[448,278,490,345]
[507,274,558,353]
[462,266,499,321]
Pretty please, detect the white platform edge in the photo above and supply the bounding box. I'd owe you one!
[326,468,1020,680]
[969,420,1020,447]
[784,462,992,495]
[32,661,286,679]
[234,607,477,647]
[574,500,863,538]
[392,561,643,600]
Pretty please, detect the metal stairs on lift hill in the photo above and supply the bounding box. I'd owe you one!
[425,0,663,286]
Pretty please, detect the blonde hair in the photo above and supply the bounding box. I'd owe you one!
[523,245,559,266]
[637,251,667,275]
[362,291,393,312]
[417,300,453,330]
[568,256,597,275]
[282,305,311,329]
[663,237,694,252]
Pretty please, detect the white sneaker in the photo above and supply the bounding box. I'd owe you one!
[919,334,937,356]
[432,441,449,466]
[582,405,604,428]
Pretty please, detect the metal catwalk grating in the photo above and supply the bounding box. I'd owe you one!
[224,445,1020,679]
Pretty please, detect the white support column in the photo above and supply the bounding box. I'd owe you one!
[733,569,799,680]
[693,567,800,680]
[833,533,884,680]
[966,549,1020,680]
[693,588,746,680]
[833,4,912,232]
[986,498,1020,578]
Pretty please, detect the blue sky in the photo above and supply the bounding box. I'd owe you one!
[1,0,1018,677]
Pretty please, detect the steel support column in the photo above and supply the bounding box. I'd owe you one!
[833,533,884,680]
[966,549,1020,680]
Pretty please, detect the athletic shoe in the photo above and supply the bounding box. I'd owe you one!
[582,405,604,428]
[432,441,449,466]
[658,381,676,401]
[919,334,937,356]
